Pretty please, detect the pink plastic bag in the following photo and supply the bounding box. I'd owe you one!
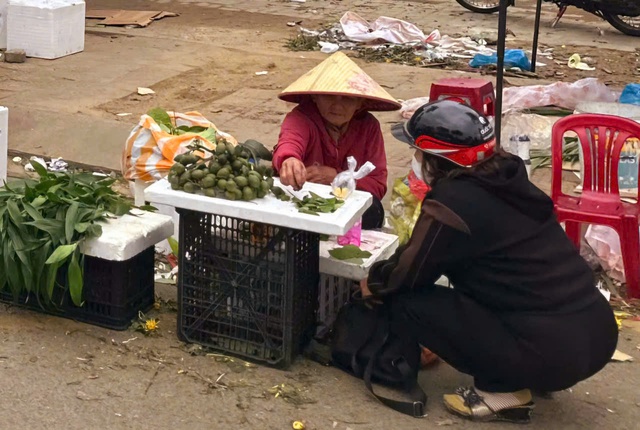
[338,219,363,246]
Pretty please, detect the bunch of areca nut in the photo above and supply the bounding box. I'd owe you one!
[168,140,275,201]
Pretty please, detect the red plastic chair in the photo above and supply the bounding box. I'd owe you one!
[551,114,640,298]
[429,78,495,117]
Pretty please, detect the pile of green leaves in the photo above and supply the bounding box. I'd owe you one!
[272,189,345,216]
[147,108,218,141]
[0,162,134,309]
[531,137,580,171]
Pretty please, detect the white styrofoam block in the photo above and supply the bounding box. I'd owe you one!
[0,106,7,184]
[144,178,372,236]
[79,210,174,261]
[7,0,85,59]
[0,0,7,49]
[319,230,399,280]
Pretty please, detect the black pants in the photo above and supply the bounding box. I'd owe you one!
[362,197,385,230]
[389,286,618,393]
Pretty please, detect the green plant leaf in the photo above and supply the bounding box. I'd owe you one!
[138,205,158,212]
[167,237,179,257]
[74,222,91,233]
[22,202,43,221]
[328,245,372,261]
[45,243,77,265]
[147,108,173,129]
[65,202,80,243]
[23,219,64,243]
[197,128,218,143]
[6,200,24,225]
[30,160,49,178]
[86,223,103,238]
[68,250,83,307]
[45,262,59,301]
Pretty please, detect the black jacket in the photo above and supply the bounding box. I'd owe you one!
[369,155,601,314]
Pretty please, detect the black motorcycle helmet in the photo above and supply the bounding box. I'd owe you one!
[392,99,496,167]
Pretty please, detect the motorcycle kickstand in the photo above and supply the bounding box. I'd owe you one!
[551,6,567,28]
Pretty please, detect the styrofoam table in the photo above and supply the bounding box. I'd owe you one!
[144,178,372,236]
[319,230,399,280]
[80,210,174,261]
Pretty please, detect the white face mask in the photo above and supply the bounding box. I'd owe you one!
[411,155,425,182]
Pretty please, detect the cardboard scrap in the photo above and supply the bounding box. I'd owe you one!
[137,87,155,95]
[86,9,178,27]
[611,350,634,362]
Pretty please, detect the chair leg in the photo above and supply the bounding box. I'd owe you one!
[620,221,640,299]
[564,221,582,249]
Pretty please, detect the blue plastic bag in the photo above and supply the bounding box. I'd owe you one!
[469,49,532,71]
[620,83,640,106]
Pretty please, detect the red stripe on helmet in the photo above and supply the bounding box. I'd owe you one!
[415,135,497,167]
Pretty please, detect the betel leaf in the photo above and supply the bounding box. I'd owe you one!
[328,245,372,261]
[45,243,77,265]
[68,250,83,307]
[147,107,173,130]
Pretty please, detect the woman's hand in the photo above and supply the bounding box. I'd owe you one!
[280,157,307,190]
[306,165,337,185]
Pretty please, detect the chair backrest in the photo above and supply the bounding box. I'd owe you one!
[551,113,640,207]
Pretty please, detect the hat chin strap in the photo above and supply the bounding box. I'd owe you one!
[415,136,496,167]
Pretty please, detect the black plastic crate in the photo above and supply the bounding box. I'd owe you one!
[177,209,319,368]
[0,247,155,330]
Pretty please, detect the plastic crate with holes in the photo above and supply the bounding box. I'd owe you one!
[177,208,320,368]
[0,247,156,330]
[316,230,400,337]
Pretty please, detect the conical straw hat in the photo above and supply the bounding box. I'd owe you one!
[278,52,401,112]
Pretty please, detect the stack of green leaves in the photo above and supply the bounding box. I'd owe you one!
[272,189,345,216]
[0,162,134,309]
[531,136,581,171]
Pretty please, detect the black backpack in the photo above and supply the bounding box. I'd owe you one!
[330,300,428,418]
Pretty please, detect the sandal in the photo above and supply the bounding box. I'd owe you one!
[443,386,535,423]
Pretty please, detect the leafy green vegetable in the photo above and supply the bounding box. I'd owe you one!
[147,108,173,130]
[328,245,372,262]
[292,192,345,215]
[146,107,219,142]
[0,165,135,309]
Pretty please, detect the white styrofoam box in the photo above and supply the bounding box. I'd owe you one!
[79,210,174,261]
[319,230,399,280]
[7,0,85,59]
[145,178,372,236]
[131,179,180,239]
[0,0,7,49]
[0,106,7,184]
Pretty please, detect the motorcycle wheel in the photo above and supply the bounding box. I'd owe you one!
[455,0,501,14]
[604,13,640,37]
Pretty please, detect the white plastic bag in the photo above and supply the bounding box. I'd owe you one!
[339,11,426,44]
[400,97,431,119]
[501,111,562,151]
[503,78,617,111]
[331,156,375,200]
[585,225,630,282]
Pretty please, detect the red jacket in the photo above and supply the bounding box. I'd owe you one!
[272,101,388,200]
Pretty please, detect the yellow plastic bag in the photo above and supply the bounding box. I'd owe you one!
[122,111,237,182]
[387,171,429,245]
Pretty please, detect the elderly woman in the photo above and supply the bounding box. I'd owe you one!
[367,100,617,423]
[272,52,401,229]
